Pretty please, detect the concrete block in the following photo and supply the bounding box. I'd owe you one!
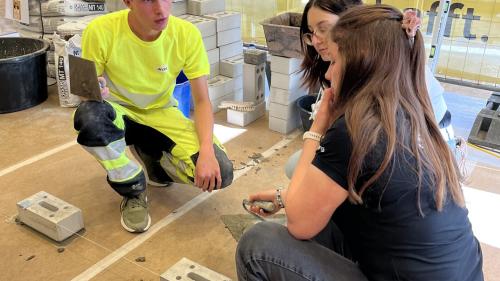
[208,75,234,101]
[220,54,243,78]
[161,257,231,281]
[178,14,216,37]
[203,35,217,50]
[233,88,243,101]
[219,40,243,60]
[243,63,265,103]
[172,1,187,16]
[233,74,243,91]
[217,27,241,46]
[204,11,241,32]
[269,101,298,120]
[212,91,236,113]
[210,62,219,79]
[270,55,302,75]
[269,115,300,134]
[207,47,219,65]
[227,101,266,126]
[271,71,303,91]
[17,191,84,242]
[244,49,267,65]
[187,0,225,16]
[270,86,307,105]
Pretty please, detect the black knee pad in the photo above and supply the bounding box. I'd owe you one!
[74,101,123,147]
[214,145,234,188]
[108,171,146,197]
[190,144,234,189]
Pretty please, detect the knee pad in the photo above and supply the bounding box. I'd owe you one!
[74,101,123,146]
[108,171,146,197]
[214,145,234,188]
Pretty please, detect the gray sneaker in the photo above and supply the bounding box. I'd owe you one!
[130,145,172,187]
[120,192,151,233]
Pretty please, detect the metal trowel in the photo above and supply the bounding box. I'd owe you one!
[68,55,102,102]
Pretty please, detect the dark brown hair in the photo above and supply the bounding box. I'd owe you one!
[330,5,464,210]
[300,0,362,90]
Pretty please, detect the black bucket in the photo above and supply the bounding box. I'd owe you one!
[0,37,49,113]
[296,94,316,131]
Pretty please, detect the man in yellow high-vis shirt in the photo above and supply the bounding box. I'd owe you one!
[74,0,233,233]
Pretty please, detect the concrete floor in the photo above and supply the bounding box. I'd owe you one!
[0,84,499,281]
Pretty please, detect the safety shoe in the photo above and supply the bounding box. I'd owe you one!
[130,145,172,187]
[120,192,151,233]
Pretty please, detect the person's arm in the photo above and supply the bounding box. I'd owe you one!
[248,88,349,239]
[190,76,222,192]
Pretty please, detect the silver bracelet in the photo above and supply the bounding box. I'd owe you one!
[275,189,285,209]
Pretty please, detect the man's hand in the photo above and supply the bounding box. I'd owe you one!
[194,148,222,192]
[98,77,110,99]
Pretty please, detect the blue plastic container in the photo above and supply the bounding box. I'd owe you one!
[173,71,191,118]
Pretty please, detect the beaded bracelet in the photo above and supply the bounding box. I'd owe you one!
[275,189,285,209]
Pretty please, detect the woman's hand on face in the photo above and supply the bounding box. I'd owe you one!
[247,189,281,216]
[310,87,336,135]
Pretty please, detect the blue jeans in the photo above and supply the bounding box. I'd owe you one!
[236,221,368,281]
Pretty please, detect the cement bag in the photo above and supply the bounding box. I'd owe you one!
[29,0,106,17]
[16,16,77,34]
[47,63,56,78]
[56,14,102,37]
[54,33,82,107]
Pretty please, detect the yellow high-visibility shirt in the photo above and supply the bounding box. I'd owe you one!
[81,10,209,109]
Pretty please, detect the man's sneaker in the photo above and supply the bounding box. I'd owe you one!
[130,145,172,187]
[120,192,151,233]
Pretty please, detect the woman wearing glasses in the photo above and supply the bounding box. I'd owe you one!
[286,0,461,179]
[285,0,362,179]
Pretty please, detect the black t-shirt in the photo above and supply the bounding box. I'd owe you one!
[312,116,483,281]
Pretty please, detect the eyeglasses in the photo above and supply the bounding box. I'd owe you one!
[302,26,332,46]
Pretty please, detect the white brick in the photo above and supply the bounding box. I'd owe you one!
[178,14,216,37]
[217,27,241,46]
[171,1,187,16]
[233,88,243,101]
[270,101,298,120]
[233,74,243,91]
[187,0,225,16]
[203,35,217,50]
[204,11,241,32]
[271,71,303,91]
[212,91,235,113]
[219,40,242,60]
[243,63,266,103]
[207,47,219,65]
[220,54,243,77]
[227,101,266,126]
[270,86,307,105]
[210,62,219,79]
[17,191,84,242]
[269,115,300,134]
[208,75,234,101]
[270,55,302,75]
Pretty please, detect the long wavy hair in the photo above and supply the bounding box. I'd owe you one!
[300,0,362,90]
[330,5,464,211]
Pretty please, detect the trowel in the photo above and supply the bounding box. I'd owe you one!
[68,55,102,102]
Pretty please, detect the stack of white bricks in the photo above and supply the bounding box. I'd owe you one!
[269,55,307,134]
[178,14,218,78]
[225,49,267,126]
[179,0,243,113]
